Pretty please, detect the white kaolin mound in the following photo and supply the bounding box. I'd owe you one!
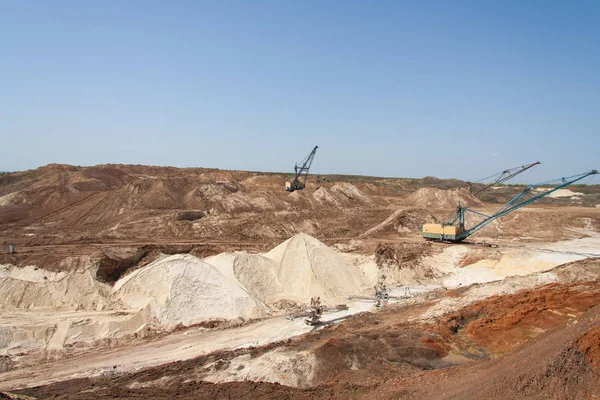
[265,233,370,303]
[0,261,115,311]
[114,254,268,327]
[205,252,283,303]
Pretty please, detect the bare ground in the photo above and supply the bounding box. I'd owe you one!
[2,164,600,399]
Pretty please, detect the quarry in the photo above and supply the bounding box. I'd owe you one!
[1,164,600,399]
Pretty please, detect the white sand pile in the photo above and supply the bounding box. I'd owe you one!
[114,254,268,327]
[206,253,283,303]
[403,188,483,209]
[0,308,151,355]
[0,262,115,311]
[265,233,370,303]
[546,188,584,199]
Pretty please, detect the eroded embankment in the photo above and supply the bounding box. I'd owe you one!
[437,281,600,355]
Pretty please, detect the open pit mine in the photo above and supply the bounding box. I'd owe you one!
[1,163,600,399]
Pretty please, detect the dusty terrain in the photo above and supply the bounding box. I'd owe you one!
[1,163,600,399]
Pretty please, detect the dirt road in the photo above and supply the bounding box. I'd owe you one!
[0,301,376,391]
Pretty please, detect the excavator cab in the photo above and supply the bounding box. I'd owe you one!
[286,180,305,192]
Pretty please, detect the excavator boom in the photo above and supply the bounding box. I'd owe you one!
[472,161,541,195]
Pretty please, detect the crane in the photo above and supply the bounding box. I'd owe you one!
[285,146,318,192]
[471,161,541,195]
[423,169,598,242]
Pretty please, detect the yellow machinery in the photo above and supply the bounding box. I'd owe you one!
[422,224,464,241]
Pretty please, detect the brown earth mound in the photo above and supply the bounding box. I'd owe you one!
[498,209,600,242]
[389,208,439,233]
[2,164,598,261]
[375,242,440,269]
[437,281,600,355]
[403,187,484,209]
[577,323,600,370]
[0,165,401,253]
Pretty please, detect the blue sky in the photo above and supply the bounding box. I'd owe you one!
[1,0,599,182]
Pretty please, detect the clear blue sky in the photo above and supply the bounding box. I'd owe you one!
[1,0,599,182]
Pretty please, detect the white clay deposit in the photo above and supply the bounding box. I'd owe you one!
[0,233,375,358]
[207,234,371,305]
[113,254,269,327]
[540,188,585,198]
[265,233,371,303]
[205,252,283,303]
[2,230,599,371]
[0,260,116,311]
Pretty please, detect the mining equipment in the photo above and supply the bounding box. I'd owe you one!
[470,161,541,195]
[285,146,318,192]
[423,169,598,242]
[347,275,410,307]
[285,297,348,325]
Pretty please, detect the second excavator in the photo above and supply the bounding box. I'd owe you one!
[285,146,318,192]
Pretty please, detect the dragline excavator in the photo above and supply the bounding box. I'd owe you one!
[285,146,318,192]
[423,169,598,242]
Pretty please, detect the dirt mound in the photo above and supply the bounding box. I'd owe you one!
[577,323,600,369]
[375,242,438,268]
[403,187,483,209]
[498,209,596,242]
[312,187,343,206]
[311,183,372,207]
[330,183,371,203]
[74,166,132,191]
[240,175,282,191]
[0,164,285,232]
[423,176,442,185]
[372,242,442,284]
[388,208,439,233]
[3,163,596,252]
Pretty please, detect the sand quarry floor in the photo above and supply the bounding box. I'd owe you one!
[2,230,600,397]
[2,165,600,399]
